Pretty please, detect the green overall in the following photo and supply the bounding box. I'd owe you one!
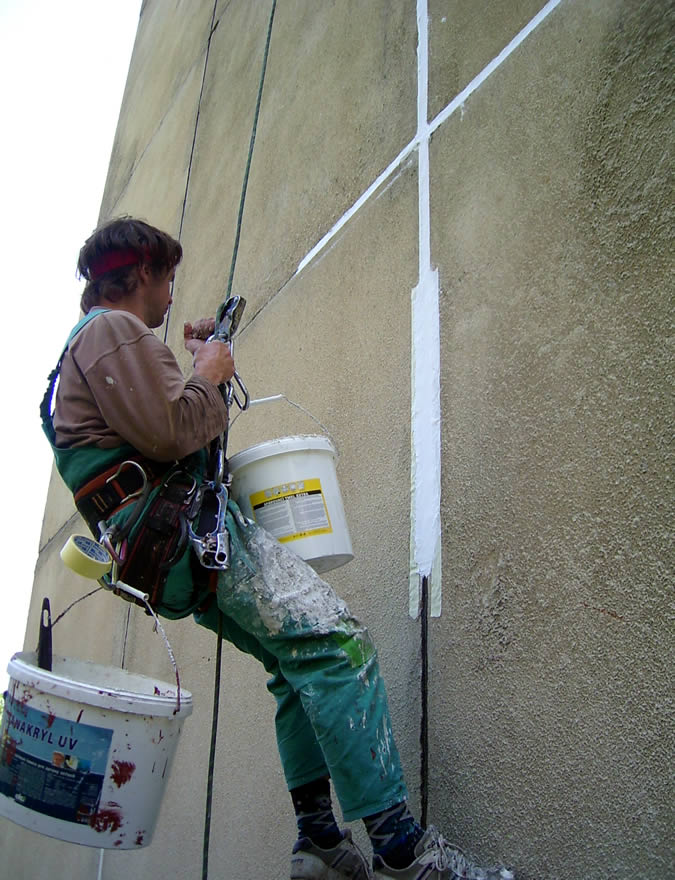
[42,311,407,820]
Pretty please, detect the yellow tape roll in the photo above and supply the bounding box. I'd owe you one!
[60,535,112,579]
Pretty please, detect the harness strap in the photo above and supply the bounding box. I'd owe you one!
[41,308,112,444]
[74,456,173,536]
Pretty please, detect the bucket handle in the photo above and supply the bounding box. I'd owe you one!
[229,393,338,452]
[50,581,184,716]
[116,581,183,716]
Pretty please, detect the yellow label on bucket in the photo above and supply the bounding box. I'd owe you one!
[249,478,333,542]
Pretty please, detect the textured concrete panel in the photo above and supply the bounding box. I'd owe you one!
[37,464,78,549]
[0,822,100,880]
[428,0,545,120]
[174,0,417,330]
[99,0,214,217]
[430,1,673,878]
[101,59,206,235]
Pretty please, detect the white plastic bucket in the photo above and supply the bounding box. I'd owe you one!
[0,651,192,849]
[229,435,354,573]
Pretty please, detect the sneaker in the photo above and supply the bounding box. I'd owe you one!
[372,826,514,880]
[291,829,373,879]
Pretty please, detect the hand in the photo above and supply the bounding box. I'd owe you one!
[184,318,216,356]
[192,339,236,386]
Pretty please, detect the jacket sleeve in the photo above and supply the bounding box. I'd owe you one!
[71,311,229,461]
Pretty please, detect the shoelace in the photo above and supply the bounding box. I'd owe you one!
[334,834,372,880]
[417,827,489,879]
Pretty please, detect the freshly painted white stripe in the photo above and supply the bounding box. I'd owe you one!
[294,140,416,276]
[294,0,562,278]
[409,266,441,617]
[409,0,442,617]
[416,0,429,133]
[427,0,562,137]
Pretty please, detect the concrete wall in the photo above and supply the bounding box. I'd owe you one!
[3,1,672,878]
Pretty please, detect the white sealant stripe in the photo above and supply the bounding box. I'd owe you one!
[294,0,562,278]
[427,0,563,137]
[416,0,431,274]
[294,140,416,276]
[409,0,442,617]
[293,0,564,620]
[409,267,441,609]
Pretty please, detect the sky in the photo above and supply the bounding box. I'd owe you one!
[0,0,142,673]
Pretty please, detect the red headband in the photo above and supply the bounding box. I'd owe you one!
[89,248,145,282]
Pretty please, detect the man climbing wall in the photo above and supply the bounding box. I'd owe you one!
[42,216,515,880]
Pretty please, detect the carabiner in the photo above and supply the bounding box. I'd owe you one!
[100,460,152,550]
[226,370,251,411]
[107,459,149,505]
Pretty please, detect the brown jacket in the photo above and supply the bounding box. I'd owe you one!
[53,309,228,461]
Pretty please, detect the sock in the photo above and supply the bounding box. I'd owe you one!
[363,801,424,869]
[291,777,343,849]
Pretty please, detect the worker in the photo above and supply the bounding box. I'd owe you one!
[41,216,515,880]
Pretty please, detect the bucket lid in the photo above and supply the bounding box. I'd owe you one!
[7,652,192,718]
[229,434,336,472]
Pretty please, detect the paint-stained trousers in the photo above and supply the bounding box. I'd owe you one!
[193,504,408,821]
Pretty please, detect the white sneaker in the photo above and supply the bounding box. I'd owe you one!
[372,826,514,880]
[291,829,373,879]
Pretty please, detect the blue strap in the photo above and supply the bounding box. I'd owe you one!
[40,308,111,441]
[62,307,110,356]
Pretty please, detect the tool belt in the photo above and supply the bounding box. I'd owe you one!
[116,472,206,610]
[74,458,214,612]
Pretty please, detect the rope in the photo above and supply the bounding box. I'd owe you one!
[178,0,220,245]
[202,611,224,880]
[164,0,220,344]
[51,587,103,627]
[140,595,183,715]
[226,0,278,299]
[229,392,337,450]
[202,4,278,877]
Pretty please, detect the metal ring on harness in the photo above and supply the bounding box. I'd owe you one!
[98,460,151,564]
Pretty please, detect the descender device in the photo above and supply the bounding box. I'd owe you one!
[187,295,250,571]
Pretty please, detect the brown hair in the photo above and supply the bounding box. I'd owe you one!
[78,217,183,313]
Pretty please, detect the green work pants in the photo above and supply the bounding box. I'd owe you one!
[193,510,407,821]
